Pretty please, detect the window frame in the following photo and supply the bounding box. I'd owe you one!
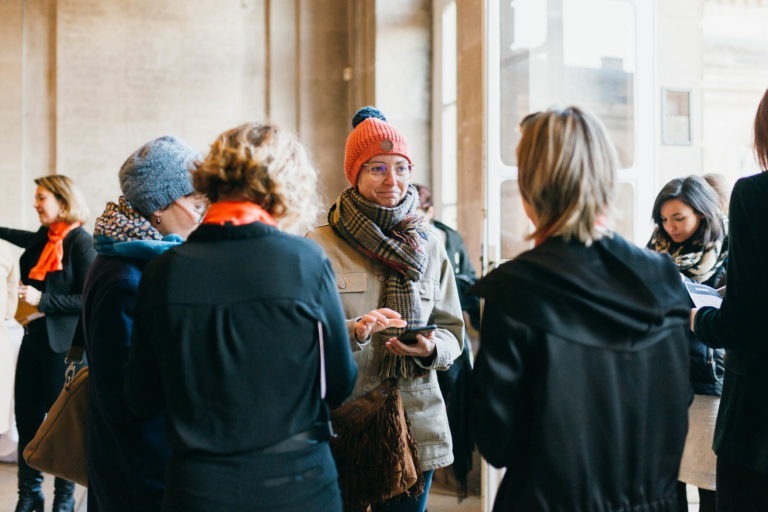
[484,0,656,270]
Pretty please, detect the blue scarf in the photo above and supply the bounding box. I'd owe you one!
[93,196,183,261]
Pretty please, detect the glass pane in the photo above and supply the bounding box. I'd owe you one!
[614,182,635,243]
[500,0,635,168]
[700,2,766,182]
[500,179,532,259]
[442,102,458,218]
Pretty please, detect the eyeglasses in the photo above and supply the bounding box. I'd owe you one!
[174,197,208,224]
[361,162,413,182]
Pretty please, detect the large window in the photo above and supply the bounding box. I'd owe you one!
[491,0,640,261]
[430,0,459,228]
[499,0,636,167]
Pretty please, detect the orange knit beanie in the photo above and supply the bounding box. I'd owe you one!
[344,106,412,186]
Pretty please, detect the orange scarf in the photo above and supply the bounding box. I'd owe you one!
[28,221,81,281]
[201,201,277,227]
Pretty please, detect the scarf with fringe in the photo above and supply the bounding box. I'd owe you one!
[94,196,183,260]
[646,215,728,286]
[329,186,428,379]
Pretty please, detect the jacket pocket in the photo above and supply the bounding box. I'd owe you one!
[418,279,438,305]
[336,273,367,315]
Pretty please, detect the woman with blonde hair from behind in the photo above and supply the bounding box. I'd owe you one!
[471,106,691,511]
[124,122,357,512]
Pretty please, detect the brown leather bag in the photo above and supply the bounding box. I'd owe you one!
[330,379,424,511]
[23,345,88,487]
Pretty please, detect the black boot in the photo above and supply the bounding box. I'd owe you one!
[53,477,76,512]
[16,450,44,512]
[14,491,44,512]
[52,494,75,512]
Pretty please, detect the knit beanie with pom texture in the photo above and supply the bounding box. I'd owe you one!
[344,106,412,186]
[119,135,197,218]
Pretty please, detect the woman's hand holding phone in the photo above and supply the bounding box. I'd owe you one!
[386,325,437,358]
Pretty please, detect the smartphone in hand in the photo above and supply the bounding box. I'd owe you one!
[398,324,437,345]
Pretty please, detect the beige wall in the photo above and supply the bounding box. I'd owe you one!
[375,0,432,186]
[655,0,704,188]
[1,0,423,231]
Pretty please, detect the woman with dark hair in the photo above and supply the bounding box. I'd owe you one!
[0,175,96,512]
[124,122,357,512]
[647,175,728,289]
[471,107,690,511]
[693,88,768,511]
[647,175,729,512]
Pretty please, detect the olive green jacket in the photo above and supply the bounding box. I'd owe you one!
[307,224,464,471]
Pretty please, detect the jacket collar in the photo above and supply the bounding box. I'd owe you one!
[187,221,280,243]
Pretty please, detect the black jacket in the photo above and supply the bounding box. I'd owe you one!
[0,226,95,352]
[83,255,168,512]
[695,171,768,476]
[124,221,358,455]
[470,235,690,512]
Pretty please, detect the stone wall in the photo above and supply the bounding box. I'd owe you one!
[0,0,436,231]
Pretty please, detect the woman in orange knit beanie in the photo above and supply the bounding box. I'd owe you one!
[308,106,464,512]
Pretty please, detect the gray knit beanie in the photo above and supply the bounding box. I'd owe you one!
[119,135,197,218]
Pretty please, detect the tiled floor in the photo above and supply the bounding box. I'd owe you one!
[0,460,705,512]
[0,460,478,512]
[0,461,86,512]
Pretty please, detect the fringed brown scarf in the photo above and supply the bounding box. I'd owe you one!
[329,186,428,379]
[330,379,425,510]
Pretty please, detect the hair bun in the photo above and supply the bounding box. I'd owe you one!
[352,106,387,128]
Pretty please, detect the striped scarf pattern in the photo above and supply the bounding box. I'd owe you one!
[329,186,428,379]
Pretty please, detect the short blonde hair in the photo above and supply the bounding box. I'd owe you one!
[517,106,617,245]
[194,123,321,234]
[34,175,90,224]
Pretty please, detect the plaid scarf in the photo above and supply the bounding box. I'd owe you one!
[329,186,428,379]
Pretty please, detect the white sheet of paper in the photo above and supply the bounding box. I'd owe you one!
[685,281,723,309]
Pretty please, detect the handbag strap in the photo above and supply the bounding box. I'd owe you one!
[63,321,86,389]
[317,321,326,400]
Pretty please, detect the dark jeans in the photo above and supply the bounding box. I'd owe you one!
[370,470,435,512]
[14,321,74,496]
[716,455,768,512]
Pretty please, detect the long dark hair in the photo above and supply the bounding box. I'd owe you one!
[651,175,724,246]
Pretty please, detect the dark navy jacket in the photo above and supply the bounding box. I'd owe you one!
[82,255,169,512]
[124,221,357,455]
